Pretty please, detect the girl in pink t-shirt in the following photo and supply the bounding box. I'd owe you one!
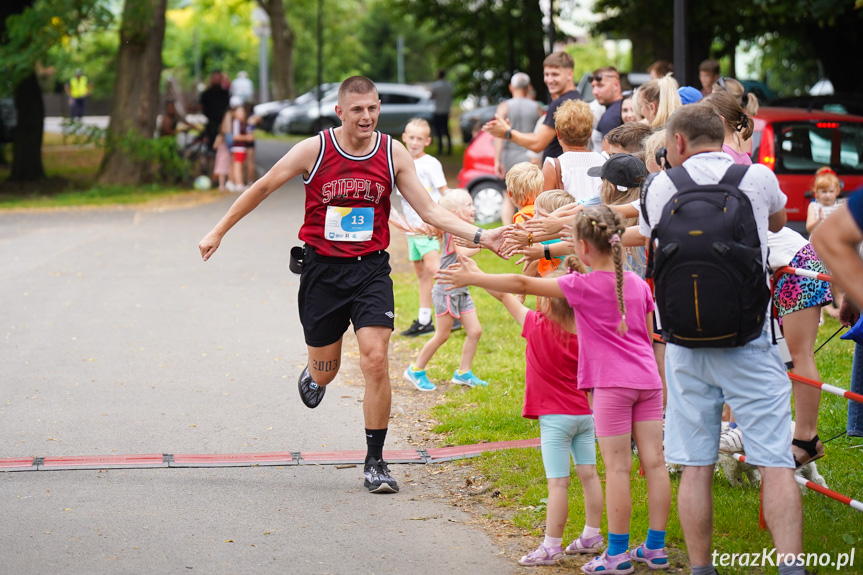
[484,271,604,567]
[437,206,670,573]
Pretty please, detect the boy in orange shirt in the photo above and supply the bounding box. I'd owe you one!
[506,162,543,224]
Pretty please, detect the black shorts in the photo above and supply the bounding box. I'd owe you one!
[297,246,395,347]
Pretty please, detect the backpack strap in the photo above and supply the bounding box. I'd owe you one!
[718,163,749,188]
[665,166,697,193]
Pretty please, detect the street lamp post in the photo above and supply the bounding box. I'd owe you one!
[252,7,271,103]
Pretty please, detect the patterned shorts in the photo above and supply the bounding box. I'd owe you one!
[772,243,833,317]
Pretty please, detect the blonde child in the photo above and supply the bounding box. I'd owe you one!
[438,206,671,573]
[638,75,681,128]
[404,189,487,390]
[518,189,572,278]
[806,166,843,233]
[481,273,604,566]
[392,118,450,337]
[507,162,543,224]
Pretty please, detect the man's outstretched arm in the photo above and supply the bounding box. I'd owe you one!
[199,136,320,261]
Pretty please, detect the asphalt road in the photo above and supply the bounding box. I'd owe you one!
[0,139,512,574]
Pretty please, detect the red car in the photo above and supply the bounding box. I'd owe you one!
[458,107,863,227]
[750,107,863,229]
[457,131,507,224]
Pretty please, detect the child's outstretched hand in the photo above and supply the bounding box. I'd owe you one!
[435,254,481,289]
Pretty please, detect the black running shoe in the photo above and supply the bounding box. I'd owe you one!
[363,457,399,493]
[298,365,325,408]
[400,319,435,337]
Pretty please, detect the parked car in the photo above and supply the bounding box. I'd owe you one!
[767,94,863,118]
[254,83,337,133]
[273,82,435,136]
[750,107,863,230]
[459,104,498,145]
[457,131,506,224]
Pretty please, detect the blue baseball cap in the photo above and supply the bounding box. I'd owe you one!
[678,86,703,105]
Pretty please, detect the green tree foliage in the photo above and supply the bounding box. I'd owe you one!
[588,0,863,94]
[387,0,547,103]
[162,0,260,90]
[1,0,113,89]
[354,1,436,85]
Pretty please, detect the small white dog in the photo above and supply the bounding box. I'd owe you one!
[715,421,827,491]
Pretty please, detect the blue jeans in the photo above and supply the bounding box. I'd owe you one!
[848,343,863,437]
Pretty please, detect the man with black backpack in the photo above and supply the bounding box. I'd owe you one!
[640,105,805,575]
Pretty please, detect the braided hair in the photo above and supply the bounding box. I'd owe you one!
[571,206,629,335]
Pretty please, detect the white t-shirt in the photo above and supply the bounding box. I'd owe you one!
[546,151,605,204]
[396,154,447,229]
[767,227,808,271]
[639,152,787,268]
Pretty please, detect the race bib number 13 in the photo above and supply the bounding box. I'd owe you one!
[324,206,374,242]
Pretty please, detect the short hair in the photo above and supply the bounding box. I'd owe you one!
[648,60,674,77]
[439,188,472,212]
[543,51,574,70]
[593,66,620,78]
[510,72,531,89]
[505,162,543,206]
[404,117,431,135]
[639,75,682,127]
[338,76,378,104]
[437,69,447,80]
[535,189,574,213]
[605,122,653,153]
[666,104,725,149]
[699,59,720,75]
[554,100,593,146]
[701,91,753,141]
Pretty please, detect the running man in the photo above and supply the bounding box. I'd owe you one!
[199,76,506,494]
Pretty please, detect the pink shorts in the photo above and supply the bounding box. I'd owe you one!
[591,387,663,437]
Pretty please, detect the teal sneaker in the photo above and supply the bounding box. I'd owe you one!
[452,369,487,387]
[404,365,436,391]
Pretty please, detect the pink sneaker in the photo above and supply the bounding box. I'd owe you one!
[518,544,564,566]
[565,533,604,554]
[629,542,670,569]
[581,550,634,574]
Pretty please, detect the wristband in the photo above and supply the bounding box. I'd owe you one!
[473,227,483,245]
[505,128,512,140]
[544,244,551,261]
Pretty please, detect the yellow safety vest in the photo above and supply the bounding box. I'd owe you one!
[70,76,89,98]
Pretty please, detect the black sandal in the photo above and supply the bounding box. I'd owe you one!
[791,434,825,468]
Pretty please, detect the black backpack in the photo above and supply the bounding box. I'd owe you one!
[643,164,770,348]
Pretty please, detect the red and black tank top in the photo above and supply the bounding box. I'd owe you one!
[299,128,394,257]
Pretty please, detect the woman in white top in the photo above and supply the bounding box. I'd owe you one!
[541,100,605,205]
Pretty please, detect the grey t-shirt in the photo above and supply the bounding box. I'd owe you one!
[501,97,541,171]
[431,80,453,115]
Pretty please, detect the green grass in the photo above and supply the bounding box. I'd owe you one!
[0,183,199,209]
[393,252,863,572]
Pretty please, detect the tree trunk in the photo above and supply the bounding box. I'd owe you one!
[521,0,546,103]
[98,0,167,185]
[259,0,294,100]
[9,72,45,182]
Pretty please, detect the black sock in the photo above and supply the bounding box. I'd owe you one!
[365,428,387,463]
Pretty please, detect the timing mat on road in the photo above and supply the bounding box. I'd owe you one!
[0,438,541,472]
